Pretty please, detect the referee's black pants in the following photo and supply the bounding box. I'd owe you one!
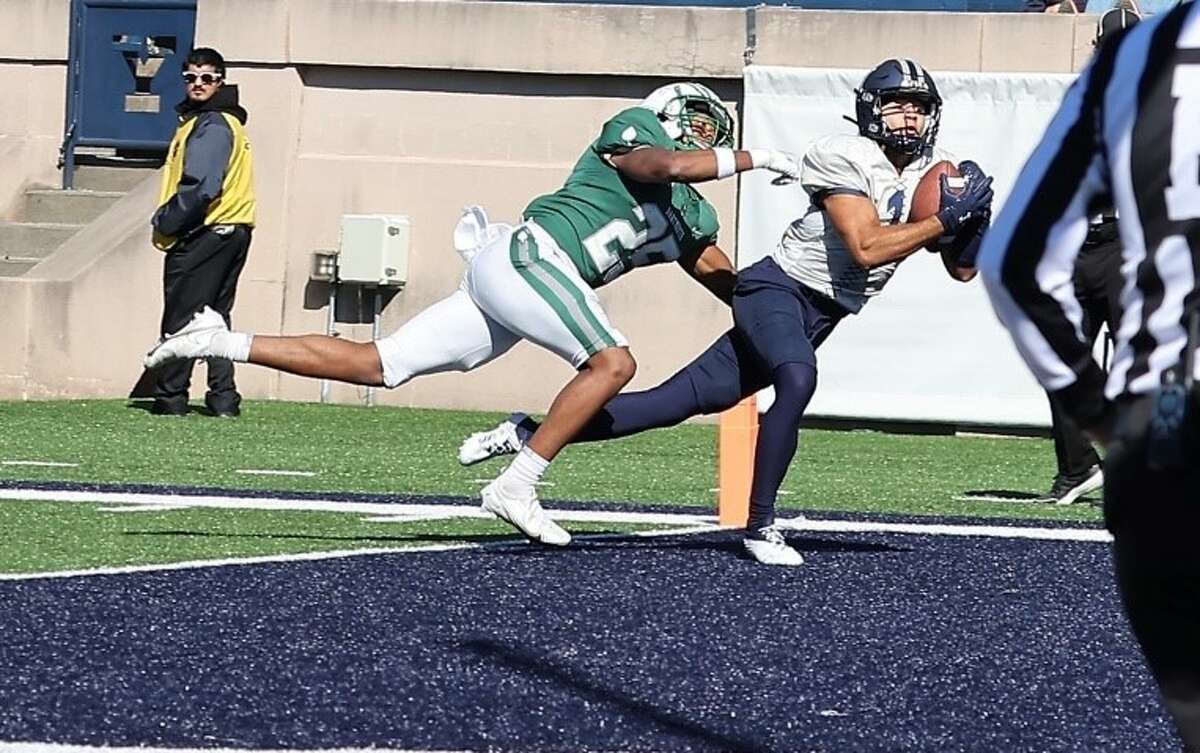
[1047,239,1125,477]
[153,225,251,415]
[1104,396,1200,751]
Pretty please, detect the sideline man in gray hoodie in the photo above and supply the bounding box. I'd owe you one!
[150,47,256,417]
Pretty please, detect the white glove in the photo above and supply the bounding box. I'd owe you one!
[750,149,800,185]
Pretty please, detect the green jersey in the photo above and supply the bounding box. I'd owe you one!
[524,107,720,288]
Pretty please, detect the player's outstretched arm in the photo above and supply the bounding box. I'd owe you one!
[678,243,736,305]
[609,147,799,185]
[824,194,945,268]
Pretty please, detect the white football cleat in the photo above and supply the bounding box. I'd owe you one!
[480,479,571,547]
[743,526,804,567]
[459,413,527,466]
[144,306,227,369]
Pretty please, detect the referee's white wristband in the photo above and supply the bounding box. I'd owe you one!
[714,147,737,180]
[748,149,771,169]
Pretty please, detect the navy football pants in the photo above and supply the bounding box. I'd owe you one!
[569,258,847,529]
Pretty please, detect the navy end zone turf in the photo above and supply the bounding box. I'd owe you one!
[0,527,1181,751]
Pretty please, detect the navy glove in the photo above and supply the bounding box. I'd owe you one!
[945,209,990,267]
[958,160,990,189]
[936,162,994,237]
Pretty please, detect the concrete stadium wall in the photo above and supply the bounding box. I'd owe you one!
[2,0,1102,412]
[0,0,69,220]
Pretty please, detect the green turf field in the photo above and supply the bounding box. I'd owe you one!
[0,399,1094,521]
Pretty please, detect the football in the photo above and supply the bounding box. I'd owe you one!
[910,160,964,223]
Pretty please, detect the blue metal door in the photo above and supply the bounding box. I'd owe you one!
[63,0,197,188]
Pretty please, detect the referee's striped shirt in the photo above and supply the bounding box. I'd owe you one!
[978,0,1200,430]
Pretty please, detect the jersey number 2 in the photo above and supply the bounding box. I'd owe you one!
[583,204,682,280]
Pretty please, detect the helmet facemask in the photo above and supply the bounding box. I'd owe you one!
[675,97,735,150]
[871,91,941,156]
[642,83,736,151]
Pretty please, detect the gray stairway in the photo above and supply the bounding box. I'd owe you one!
[0,165,156,277]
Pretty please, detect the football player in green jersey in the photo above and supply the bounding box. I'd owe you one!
[144,82,802,545]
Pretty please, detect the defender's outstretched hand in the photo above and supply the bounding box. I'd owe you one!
[750,149,801,185]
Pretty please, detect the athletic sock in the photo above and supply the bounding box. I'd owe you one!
[210,331,253,362]
[498,446,549,492]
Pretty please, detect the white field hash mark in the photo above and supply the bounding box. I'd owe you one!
[0,486,1112,582]
[235,469,318,477]
[2,460,79,468]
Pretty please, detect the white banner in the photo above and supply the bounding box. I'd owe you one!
[738,65,1081,427]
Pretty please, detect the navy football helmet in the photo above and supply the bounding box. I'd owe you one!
[854,58,942,156]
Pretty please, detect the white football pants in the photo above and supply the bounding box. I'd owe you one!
[374,220,627,389]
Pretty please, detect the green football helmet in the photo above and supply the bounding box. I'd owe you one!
[640,82,735,151]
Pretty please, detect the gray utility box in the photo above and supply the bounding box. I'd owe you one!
[337,214,410,287]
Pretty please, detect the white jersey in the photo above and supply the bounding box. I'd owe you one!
[771,134,955,313]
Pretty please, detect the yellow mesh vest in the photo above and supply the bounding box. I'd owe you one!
[153,111,256,251]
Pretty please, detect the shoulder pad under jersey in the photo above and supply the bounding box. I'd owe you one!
[595,107,677,156]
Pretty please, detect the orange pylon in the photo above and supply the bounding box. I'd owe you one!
[717,396,757,527]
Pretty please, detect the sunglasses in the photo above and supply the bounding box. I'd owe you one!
[182,72,223,85]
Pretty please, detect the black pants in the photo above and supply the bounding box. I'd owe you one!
[1047,239,1124,476]
[153,225,251,414]
[1105,396,1200,751]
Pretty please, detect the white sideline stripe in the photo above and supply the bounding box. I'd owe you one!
[0,744,470,753]
[0,544,472,582]
[0,488,715,526]
[778,517,1112,543]
[1,460,78,467]
[235,469,318,477]
[0,487,1111,546]
[0,525,711,583]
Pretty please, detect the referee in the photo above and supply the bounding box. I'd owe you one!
[979,2,1200,748]
[1037,210,1121,504]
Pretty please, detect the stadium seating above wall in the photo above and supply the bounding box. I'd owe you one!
[533,0,1031,10]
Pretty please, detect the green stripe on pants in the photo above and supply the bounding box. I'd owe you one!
[509,228,618,355]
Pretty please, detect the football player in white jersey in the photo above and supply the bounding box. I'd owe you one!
[460,58,995,565]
